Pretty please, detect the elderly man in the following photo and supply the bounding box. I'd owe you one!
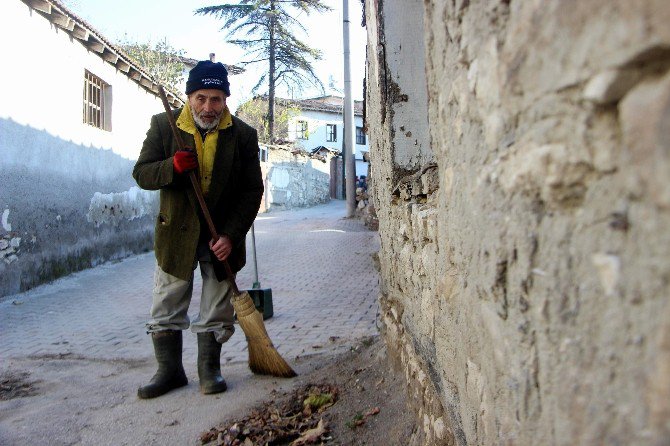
[133,60,263,398]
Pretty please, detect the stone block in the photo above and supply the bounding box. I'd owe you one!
[497,143,593,207]
[591,253,621,297]
[619,72,670,208]
[420,167,440,195]
[583,69,642,105]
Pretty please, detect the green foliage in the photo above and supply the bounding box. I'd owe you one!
[345,412,364,429]
[119,37,185,92]
[236,97,300,143]
[303,392,334,411]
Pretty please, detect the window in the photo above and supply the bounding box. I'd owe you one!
[356,126,366,145]
[83,70,111,131]
[327,124,337,142]
[296,120,308,139]
[259,146,268,162]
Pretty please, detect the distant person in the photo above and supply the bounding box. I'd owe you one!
[132,61,263,399]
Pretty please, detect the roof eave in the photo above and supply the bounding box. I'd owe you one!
[21,0,185,107]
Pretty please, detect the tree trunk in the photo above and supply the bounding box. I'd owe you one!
[267,0,276,143]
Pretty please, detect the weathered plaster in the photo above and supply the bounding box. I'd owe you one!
[0,1,173,298]
[87,187,158,227]
[0,120,154,297]
[366,0,670,444]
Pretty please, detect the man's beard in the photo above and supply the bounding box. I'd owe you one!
[191,109,222,131]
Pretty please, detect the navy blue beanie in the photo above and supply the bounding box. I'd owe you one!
[185,60,231,96]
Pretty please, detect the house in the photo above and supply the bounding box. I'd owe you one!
[238,95,369,177]
[284,96,369,178]
[0,0,237,297]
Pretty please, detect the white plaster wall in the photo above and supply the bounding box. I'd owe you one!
[1,1,164,163]
[381,0,432,169]
[0,1,162,296]
[306,157,331,175]
[288,109,368,175]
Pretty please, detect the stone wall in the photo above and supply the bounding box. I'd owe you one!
[262,145,334,210]
[365,1,670,445]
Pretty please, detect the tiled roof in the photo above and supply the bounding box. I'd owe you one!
[20,0,187,106]
[258,95,364,116]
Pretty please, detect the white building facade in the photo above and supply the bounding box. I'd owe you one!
[284,96,369,177]
[0,0,183,297]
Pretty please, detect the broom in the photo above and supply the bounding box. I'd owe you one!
[157,86,296,378]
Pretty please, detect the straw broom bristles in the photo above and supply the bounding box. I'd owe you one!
[232,291,297,378]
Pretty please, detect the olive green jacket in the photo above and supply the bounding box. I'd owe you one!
[133,108,264,281]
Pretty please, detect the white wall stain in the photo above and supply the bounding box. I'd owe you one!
[270,168,291,188]
[2,209,11,232]
[87,186,158,227]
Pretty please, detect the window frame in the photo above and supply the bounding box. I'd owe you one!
[326,123,338,142]
[296,120,308,140]
[259,146,268,162]
[83,70,111,131]
[356,126,366,145]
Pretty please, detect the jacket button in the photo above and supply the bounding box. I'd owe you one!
[180,225,187,231]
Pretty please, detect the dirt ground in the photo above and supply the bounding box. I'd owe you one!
[199,336,417,446]
[0,336,415,446]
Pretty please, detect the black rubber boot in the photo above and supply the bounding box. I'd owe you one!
[137,330,188,399]
[197,332,227,395]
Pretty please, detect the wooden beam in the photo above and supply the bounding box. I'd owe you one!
[51,12,74,31]
[140,77,154,89]
[71,25,88,41]
[102,51,118,65]
[129,68,142,81]
[116,60,130,73]
[26,0,51,14]
[86,37,105,53]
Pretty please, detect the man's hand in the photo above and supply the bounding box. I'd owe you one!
[173,150,198,174]
[209,235,233,261]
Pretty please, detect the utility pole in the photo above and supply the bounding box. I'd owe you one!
[342,0,357,217]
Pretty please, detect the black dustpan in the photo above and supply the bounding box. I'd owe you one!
[244,222,273,320]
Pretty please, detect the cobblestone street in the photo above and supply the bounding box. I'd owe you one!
[0,200,381,445]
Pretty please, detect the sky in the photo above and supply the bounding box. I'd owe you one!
[64,0,367,112]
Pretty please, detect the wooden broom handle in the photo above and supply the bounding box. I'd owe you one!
[157,86,240,295]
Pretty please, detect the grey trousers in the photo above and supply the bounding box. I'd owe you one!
[146,245,234,344]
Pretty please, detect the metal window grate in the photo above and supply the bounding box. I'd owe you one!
[83,71,105,129]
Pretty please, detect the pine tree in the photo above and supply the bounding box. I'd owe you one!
[196,0,330,142]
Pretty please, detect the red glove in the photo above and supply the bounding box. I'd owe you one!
[173,150,198,174]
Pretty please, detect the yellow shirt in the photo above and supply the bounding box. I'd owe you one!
[175,102,232,195]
